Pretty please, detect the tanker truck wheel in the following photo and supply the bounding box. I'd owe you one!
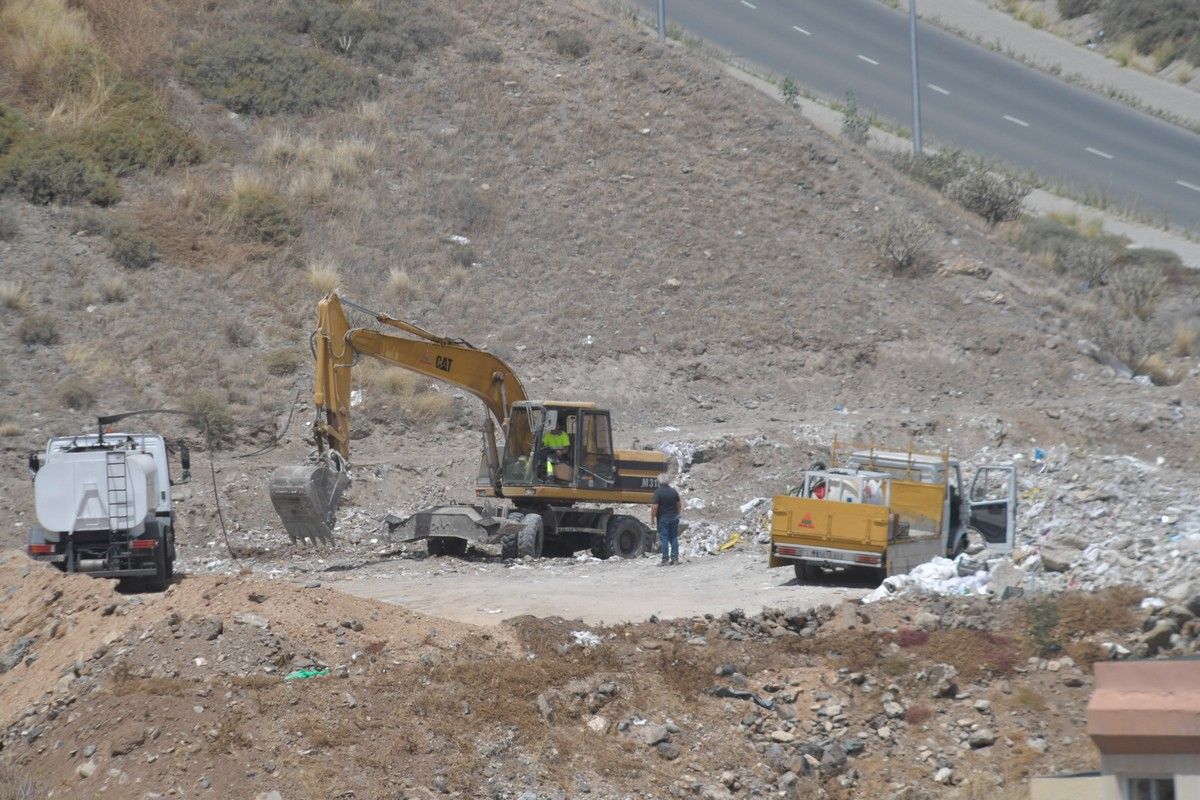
[147,543,172,592]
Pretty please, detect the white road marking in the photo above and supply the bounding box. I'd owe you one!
[740,0,756,8]
[1003,114,1029,127]
[857,54,879,65]
[927,83,950,95]
[792,25,811,35]
[1085,147,1114,160]
[1178,180,1200,194]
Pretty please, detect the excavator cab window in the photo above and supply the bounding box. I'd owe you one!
[501,405,542,485]
[577,411,615,487]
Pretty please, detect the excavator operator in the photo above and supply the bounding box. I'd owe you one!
[542,419,571,479]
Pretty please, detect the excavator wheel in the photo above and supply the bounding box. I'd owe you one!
[517,515,544,559]
[591,515,644,560]
[500,512,524,559]
[426,537,444,557]
[440,537,468,557]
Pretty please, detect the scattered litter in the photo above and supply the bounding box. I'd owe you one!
[483,608,504,614]
[350,390,363,408]
[739,497,766,515]
[446,234,470,245]
[686,497,705,511]
[1140,597,1166,611]
[283,668,330,681]
[571,630,602,648]
[862,557,990,603]
[193,657,207,667]
[718,532,743,552]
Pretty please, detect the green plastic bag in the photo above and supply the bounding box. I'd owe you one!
[283,667,330,681]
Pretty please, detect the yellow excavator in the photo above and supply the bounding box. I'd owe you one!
[268,292,668,559]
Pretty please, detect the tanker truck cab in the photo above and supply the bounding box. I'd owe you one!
[26,432,189,591]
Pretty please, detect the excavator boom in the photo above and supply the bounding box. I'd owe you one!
[268,293,526,543]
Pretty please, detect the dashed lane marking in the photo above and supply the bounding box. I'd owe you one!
[857,54,879,65]
[1177,180,1200,194]
[1085,147,1114,160]
[927,83,950,95]
[740,0,756,8]
[792,25,811,34]
[1003,114,1029,127]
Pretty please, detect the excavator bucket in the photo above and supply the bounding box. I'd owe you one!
[268,461,350,544]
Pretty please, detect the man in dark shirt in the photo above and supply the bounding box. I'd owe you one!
[651,474,682,566]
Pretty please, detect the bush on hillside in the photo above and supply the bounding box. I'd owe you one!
[108,224,159,269]
[0,204,17,240]
[279,0,451,70]
[945,169,1030,227]
[222,183,299,244]
[873,213,935,272]
[82,112,204,176]
[1114,246,1183,272]
[0,104,30,157]
[1057,0,1101,18]
[552,29,591,59]
[185,393,236,445]
[892,149,979,193]
[1056,241,1117,288]
[1101,0,1200,66]
[463,44,503,64]
[17,314,60,346]
[57,378,96,411]
[1109,264,1167,321]
[264,349,300,376]
[180,36,375,115]
[1,143,119,206]
[840,92,869,145]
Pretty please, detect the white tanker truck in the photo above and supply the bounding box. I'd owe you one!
[26,423,191,591]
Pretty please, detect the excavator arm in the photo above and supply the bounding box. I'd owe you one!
[269,292,528,543]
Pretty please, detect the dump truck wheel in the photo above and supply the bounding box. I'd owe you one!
[517,516,544,558]
[593,515,643,559]
[443,537,468,557]
[793,561,819,583]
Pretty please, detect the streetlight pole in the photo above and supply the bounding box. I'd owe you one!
[657,0,666,43]
[909,0,923,156]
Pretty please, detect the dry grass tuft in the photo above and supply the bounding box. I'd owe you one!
[306,258,339,294]
[1053,586,1143,640]
[363,364,422,396]
[99,275,127,302]
[919,629,1024,681]
[387,267,414,301]
[1013,685,1047,712]
[406,391,454,424]
[328,137,377,180]
[0,280,31,310]
[1173,321,1200,356]
[286,166,334,208]
[0,422,21,437]
[0,0,93,96]
[258,129,320,168]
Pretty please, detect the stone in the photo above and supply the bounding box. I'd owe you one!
[820,743,847,772]
[769,730,795,743]
[536,694,553,721]
[254,792,283,800]
[83,745,96,758]
[883,701,905,719]
[1141,619,1178,655]
[77,760,97,779]
[913,611,939,631]
[877,726,893,740]
[586,716,608,734]
[973,700,991,714]
[934,767,953,785]
[641,724,670,746]
[233,613,269,630]
[968,729,996,748]
[1039,546,1079,573]
[1027,737,1048,754]
[989,561,1025,595]
[200,618,223,641]
[656,741,681,760]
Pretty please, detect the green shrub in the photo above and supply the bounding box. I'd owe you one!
[224,319,255,347]
[840,92,869,144]
[780,76,799,106]
[82,112,204,176]
[185,392,236,444]
[1110,263,1167,321]
[873,212,935,272]
[945,169,1030,227]
[0,204,17,240]
[17,314,59,346]
[892,148,980,192]
[1114,246,1183,271]
[280,0,450,70]
[1057,0,1100,18]
[180,36,375,116]
[552,29,591,59]
[57,378,96,410]
[222,182,299,244]
[265,348,301,376]
[1056,241,1117,288]
[1,143,119,206]
[463,44,503,64]
[1024,598,1061,656]
[108,225,159,269]
[0,103,30,157]
[1101,0,1200,65]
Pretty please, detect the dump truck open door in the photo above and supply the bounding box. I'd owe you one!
[968,465,1017,552]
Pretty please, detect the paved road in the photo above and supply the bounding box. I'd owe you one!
[636,0,1200,231]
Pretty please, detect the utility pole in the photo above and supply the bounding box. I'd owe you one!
[657,0,667,43]
[909,0,923,156]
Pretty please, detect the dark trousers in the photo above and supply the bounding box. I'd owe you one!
[657,514,679,561]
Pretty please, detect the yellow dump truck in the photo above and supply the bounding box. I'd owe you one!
[769,445,1016,582]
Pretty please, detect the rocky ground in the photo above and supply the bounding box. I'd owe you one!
[3,550,1185,800]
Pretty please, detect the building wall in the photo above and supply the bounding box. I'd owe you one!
[1099,754,1200,799]
[1030,774,1116,800]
